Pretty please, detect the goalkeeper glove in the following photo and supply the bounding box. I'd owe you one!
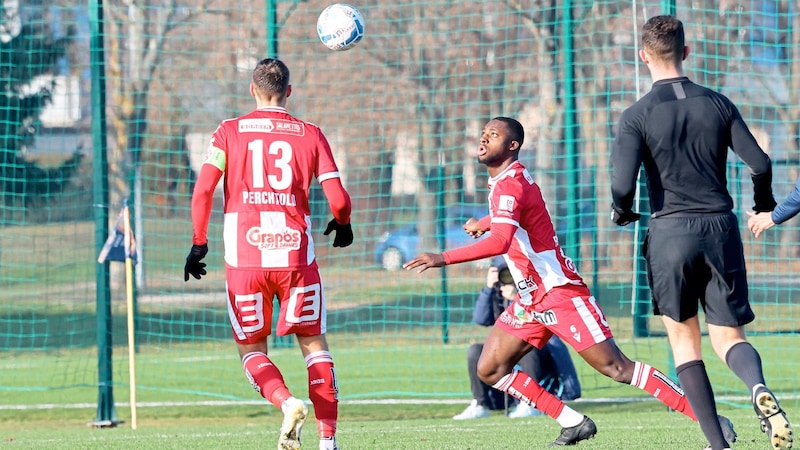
[611,205,641,227]
[184,243,208,281]
[324,219,353,248]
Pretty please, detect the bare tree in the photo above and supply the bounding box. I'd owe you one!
[103,0,219,202]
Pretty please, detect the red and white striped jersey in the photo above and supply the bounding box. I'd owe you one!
[487,161,585,306]
[200,106,341,269]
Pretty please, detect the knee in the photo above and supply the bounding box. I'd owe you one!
[476,358,516,386]
[476,359,499,385]
[596,360,633,384]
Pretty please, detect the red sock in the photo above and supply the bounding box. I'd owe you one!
[632,361,696,420]
[306,351,338,438]
[493,369,565,418]
[242,352,292,409]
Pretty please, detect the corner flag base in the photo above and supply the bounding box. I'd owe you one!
[87,419,125,429]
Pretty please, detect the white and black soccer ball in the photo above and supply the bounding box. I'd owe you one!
[316,3,365,52]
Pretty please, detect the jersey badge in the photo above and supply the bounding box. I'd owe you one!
[499,195,515,212]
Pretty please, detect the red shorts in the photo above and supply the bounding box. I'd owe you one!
[495,284,613,352]
[225,264,326,344]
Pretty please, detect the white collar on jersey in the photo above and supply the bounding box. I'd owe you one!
[489,160,522,183]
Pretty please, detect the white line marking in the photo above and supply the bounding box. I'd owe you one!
[4,394,798,411]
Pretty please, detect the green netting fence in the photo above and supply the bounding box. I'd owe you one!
[1,0,798,423]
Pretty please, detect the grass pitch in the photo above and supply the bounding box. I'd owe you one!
[0,401,791,449]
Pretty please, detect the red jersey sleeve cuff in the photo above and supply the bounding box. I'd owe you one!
[478,215,491,231]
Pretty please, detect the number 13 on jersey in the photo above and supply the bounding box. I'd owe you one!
[248,139,293,190]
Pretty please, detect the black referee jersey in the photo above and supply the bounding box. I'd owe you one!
[611,76,776,217]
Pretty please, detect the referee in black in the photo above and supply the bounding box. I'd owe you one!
[610,15,793,450]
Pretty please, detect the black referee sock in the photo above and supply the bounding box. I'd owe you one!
[725,341,766,394]
[676,360,728,449]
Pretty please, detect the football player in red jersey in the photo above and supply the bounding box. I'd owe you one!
[185,58,351,450]
[404,117,735,447]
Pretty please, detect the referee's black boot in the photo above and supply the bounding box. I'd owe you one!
[753,385,794,450]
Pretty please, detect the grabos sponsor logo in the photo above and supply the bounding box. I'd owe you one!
[246,227,301,250]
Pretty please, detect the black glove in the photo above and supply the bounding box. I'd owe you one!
[184,243,208,281]
[611,205,641,227]
[323,219,353,248]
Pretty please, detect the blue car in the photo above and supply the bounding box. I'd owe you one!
[373,204,490,271]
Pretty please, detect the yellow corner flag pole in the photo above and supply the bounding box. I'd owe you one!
[123,203,138,429]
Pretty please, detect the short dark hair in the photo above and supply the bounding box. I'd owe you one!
[252,58,290,96]
[642,15,685,65]
[492,116,524,148]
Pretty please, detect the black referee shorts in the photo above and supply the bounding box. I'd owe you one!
[643,212,755,326]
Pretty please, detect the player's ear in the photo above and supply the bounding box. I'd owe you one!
[639,49,649,64]
[249,84,256,98]
[682,45,690,61]
[286,85,292,98]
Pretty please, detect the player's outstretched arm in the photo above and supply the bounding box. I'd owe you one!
[406,222,515,276]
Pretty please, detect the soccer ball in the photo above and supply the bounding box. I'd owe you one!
[317,3,365,52]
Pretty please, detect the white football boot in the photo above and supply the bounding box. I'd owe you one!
[278,397,308,450]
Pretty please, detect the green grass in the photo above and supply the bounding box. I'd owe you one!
[1,337,799,449]
[2,217,799,448]
[0,401,790,449]
[1,333,798,405]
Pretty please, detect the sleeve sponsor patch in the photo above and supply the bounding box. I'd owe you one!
[499,195,515,212]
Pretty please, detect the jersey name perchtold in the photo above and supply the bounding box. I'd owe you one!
[242,191,297,206]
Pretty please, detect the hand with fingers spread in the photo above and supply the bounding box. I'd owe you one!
[403,252,446,273]
[323,219,353,248]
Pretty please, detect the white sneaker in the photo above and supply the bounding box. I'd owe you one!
[278,397,308,450]
[319,436,338,450]
[507,402,542,419]
[452,399,489,420]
